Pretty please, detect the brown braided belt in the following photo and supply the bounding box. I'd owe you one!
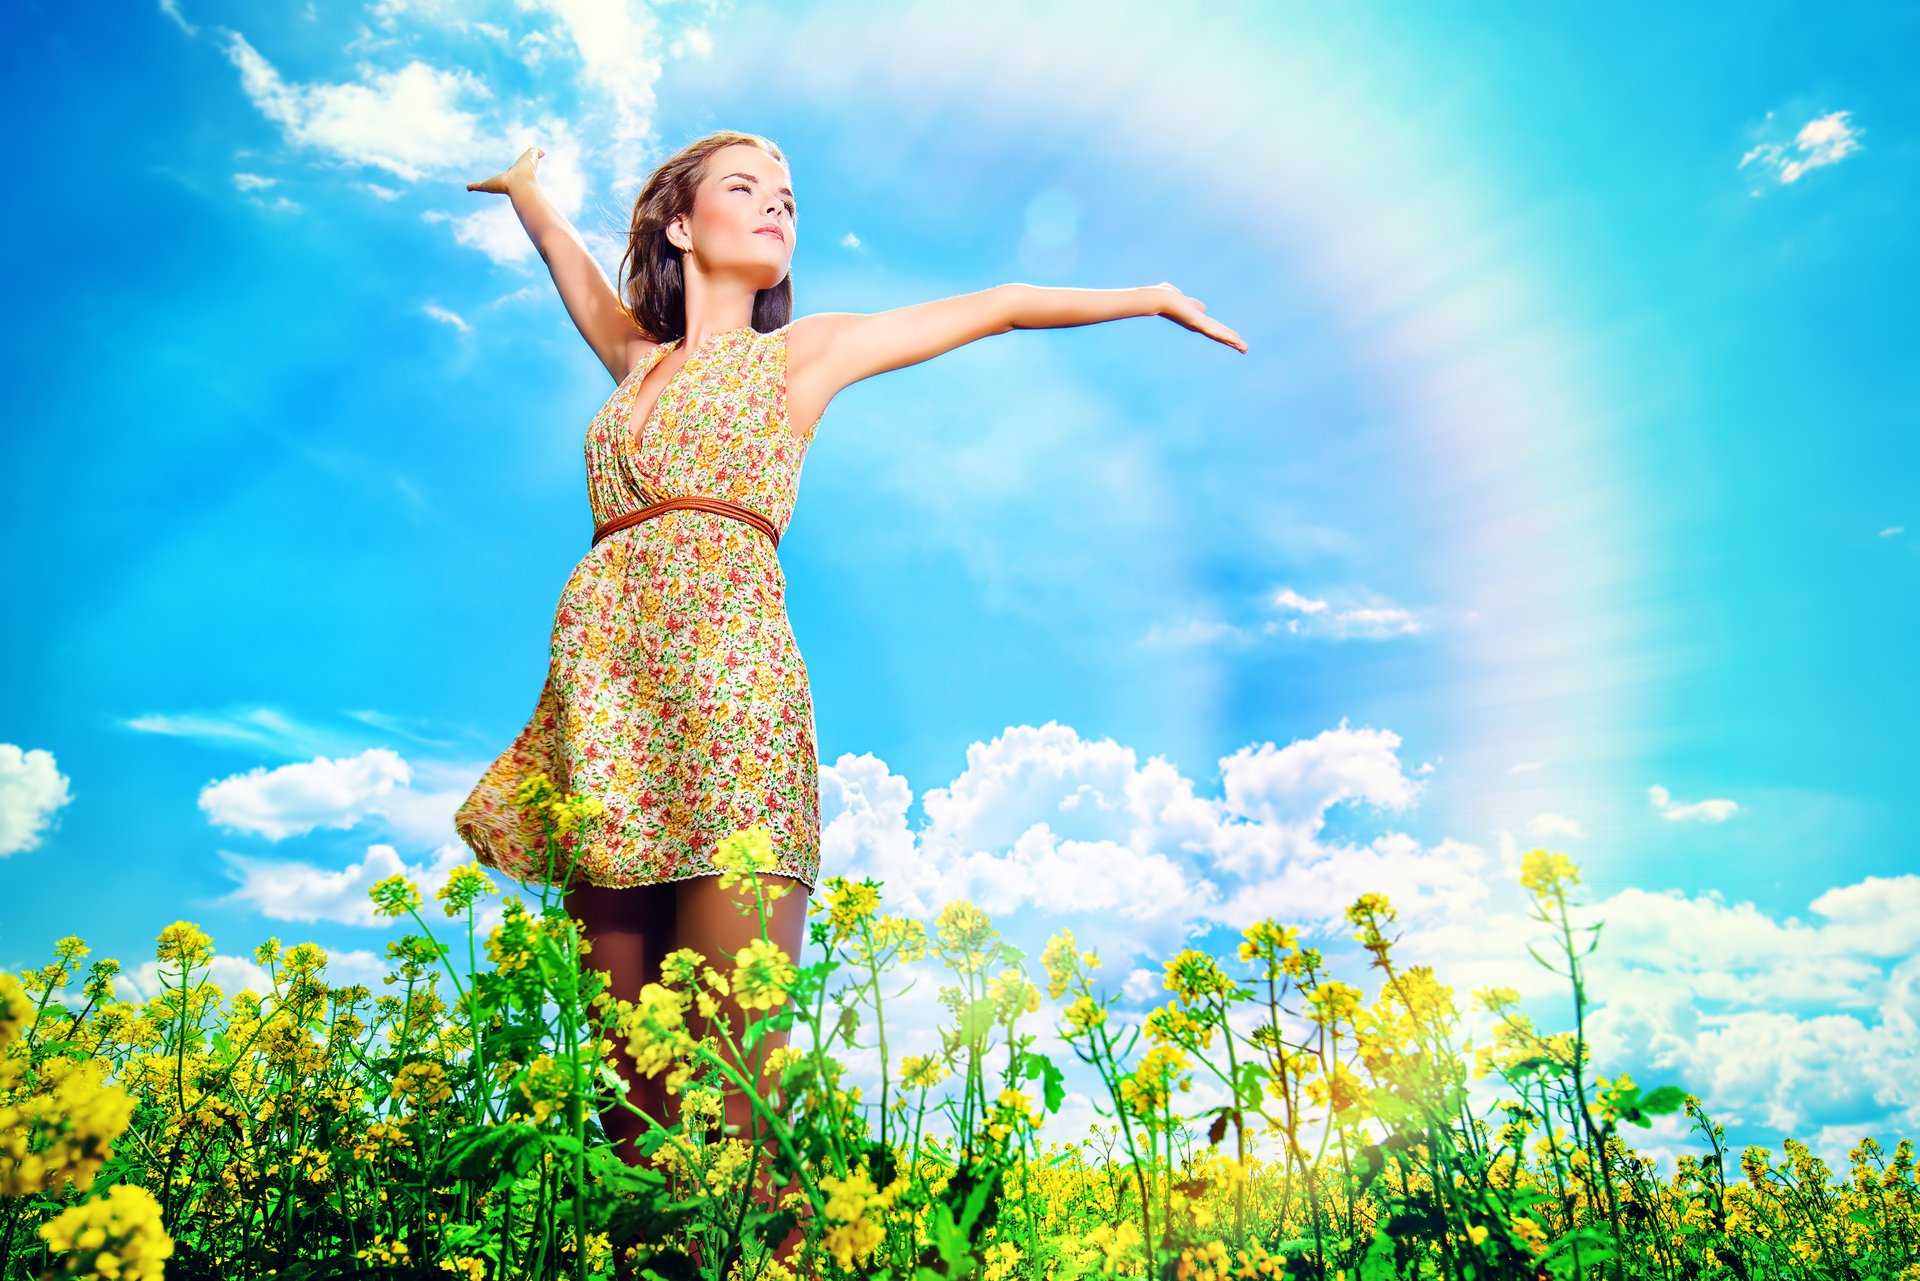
[592,494,780,551]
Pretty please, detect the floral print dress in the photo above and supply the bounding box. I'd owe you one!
[455,321,823,891]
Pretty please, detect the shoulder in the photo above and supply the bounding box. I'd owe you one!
[775,313,861,372]
[614,333,666,382]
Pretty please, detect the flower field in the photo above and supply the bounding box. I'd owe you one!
[1,777,1914,1280]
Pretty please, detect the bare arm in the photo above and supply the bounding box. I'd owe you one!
[468,148,649,383]
[788,281,1244,423]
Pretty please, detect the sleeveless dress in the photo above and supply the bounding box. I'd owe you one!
[453,321,823,892]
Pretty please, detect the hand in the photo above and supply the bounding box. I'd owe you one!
[467,146,545,196]
[1151,282,1246,353]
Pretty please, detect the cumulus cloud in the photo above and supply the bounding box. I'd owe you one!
[214,840,484,928]
[199,748,411,840]
[220,32,497,183]
[0,744,74,856]
[113,944,392,1005]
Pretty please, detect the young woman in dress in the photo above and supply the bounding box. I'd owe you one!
[459,130,1244,1270]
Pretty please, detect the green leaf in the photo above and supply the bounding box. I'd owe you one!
[1637,1085,1686,1115]
[1019,1051,1066,1114]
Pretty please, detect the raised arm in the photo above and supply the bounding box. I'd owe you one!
[467,147,650,384]
[788,282,1245,426]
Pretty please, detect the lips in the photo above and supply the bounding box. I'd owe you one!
[755,226,784,242]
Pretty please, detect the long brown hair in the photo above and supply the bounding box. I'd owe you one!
[617,132,795,343]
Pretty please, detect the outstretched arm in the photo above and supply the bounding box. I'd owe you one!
[467,147,648,384]
[789,282,1245,422]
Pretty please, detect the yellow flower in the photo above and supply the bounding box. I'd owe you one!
[731,937,796,1013]
[900,1054,949,1090]
[1305,979,1363,1027]
[369,873,423,920]
[713,825,779,891]
[1518,848,1581,898]
[435,862,497,917]
[820,876,882,944]
[1062,994,1108,1038]
[934,900,999,975]
[37,1183,174,1280]
[1040,927,1100,999]
[1237,919,1300,967]
[155,921,214,968]
[1163,949,1235,1007]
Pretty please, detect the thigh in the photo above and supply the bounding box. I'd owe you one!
[674,874,811,984]
[563,881,677,974]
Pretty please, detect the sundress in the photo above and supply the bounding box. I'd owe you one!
[454,321,823,892]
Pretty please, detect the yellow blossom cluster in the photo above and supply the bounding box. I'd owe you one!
[36,1182,175,1280]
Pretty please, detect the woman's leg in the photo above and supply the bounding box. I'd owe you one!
[674,872,813,1266]
[563,880,679,1165]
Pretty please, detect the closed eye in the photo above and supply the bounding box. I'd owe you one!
[731,181,795,215]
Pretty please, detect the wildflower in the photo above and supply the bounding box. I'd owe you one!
[1086,1219,1144,1272]
[155,921,214,968]
[390,1061,454,1109]
[514,1053,576,1126]
[985,1087,1042,1144]
[1,1052,138,1197]
[713,825,778,892]
[514,771,558,809]
[1237,919,1300,967]
[659,947,707,987]
[934,900,1000,975]
[731,937,797,1013]
[435,862,496,917]
[1145,1001,1215,1050]
[1041,927,1100,1000]
[1305,979,1364,1027]
[1121,1043,1193,1122]
[900,1054,950,1090]
[1518,848,1581,898]
[1163,949,1235,1007]
[369,874,423,920]
[1474,986,1521,1013]
[1062,994,1108,1039]
[37,1183,174,1280]
[620,984,698,1086]
[987,968,1042,1022]
[817,1163,906,1269]
[819,876,882,944]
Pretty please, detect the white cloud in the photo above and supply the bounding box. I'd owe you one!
[114,944,392,1004]
[1525,811,1584,839]
[423,303,471,331]
[0,744,74,856]
[199,748,413,840]
[158,0,197,37]
[821,718,1461,969]
[219,31,497,182]
[214,840,480,927]
[1739,109,1865,187]
[1649,783,1738,823]
[122,706,355,757]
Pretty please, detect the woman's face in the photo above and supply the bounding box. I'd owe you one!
[681,144,796,283]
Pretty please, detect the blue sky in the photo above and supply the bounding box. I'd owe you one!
[4,0,1916,1164]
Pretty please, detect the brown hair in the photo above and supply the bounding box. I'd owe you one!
[616,131,795,343]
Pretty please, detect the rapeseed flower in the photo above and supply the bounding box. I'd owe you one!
[369,874,423,920]
[818,875,882,944]
[37,1183,173,1280]
[1519,848,1581,898]
[732,937,797,1012]
[1041,927,1101,1000]
[435,862,496,916]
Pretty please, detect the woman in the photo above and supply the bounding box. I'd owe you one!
[456,129,1244,1269]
